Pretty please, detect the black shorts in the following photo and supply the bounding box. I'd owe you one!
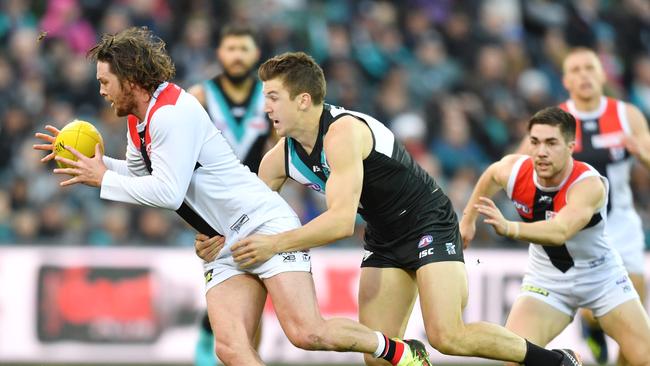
[361,196,464,271]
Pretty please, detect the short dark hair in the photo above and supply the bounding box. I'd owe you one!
[528,107,576,142]
[87,27,175,95]
[258,52,326,105]
[219,24,258,46]
[562,47,601,73]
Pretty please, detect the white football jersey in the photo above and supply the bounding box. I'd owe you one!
[561,97,645,274]
[101,82,297,247]
[506,156,622,275]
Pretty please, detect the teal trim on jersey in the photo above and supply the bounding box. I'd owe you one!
[242,81,263,130]
[320,149,330,178]
[203,80,244,142]
[287,138,327,192]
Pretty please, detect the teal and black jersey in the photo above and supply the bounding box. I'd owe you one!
[285,104,459,254]
[203,77,270,173]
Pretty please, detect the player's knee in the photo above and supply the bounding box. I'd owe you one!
[283,324,324,351]
[213,342,234,364]
[214,338,246,364]
[426,327,463,355]
[286,330,324,351]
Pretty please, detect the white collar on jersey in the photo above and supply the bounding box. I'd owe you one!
[566,96,607,120]
[152,82,169,99]
[532,158,574,192]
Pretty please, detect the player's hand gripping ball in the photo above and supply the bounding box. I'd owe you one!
[53,120,104,168]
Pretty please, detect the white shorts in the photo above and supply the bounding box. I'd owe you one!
[519,255,639,318]
[204,216,311,293]
[606,208,645,275]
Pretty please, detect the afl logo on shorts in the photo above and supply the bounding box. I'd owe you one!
[418,235,433,248]
[305,183,323,192]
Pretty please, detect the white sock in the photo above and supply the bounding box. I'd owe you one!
[372,331,386,358]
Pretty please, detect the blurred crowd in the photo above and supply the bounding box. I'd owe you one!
[1,0,649,249]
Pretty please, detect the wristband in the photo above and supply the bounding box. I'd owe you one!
[511,221,520,239]
[505,221,520,239]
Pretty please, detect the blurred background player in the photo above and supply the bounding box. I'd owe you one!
[187,24,271,366]
[463,106,650,366]
[188,24,273,173]
[519,47,650,365]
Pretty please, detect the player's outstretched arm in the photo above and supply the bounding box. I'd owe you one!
[519,175,605,245]
[231,117,366,267]
[460,154,519,248]
[623,103,650,169]
[273,117,364,249]
[100,109,202,210]
[478,176,606,246]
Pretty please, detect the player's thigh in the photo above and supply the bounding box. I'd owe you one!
[263,271,322,332]
[416,261,468,335]
[629,273,646,303]
[358,267,418,337]
[206,273,267,345]
[579,307,598,327]
[505,295,572,346]
[598,298,650,364]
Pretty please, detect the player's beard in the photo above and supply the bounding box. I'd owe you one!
[114,86,137,117]
[222,67,253,86]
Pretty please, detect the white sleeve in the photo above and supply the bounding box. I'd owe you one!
[102,155,129,176]
[99,106,202,210]
[101,132,150,177]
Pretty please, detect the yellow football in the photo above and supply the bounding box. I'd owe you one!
[53,120,104,168]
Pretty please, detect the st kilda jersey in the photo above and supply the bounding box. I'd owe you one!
[100,82,295,241]
[560,97,635,213]
[506,156,614,273]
